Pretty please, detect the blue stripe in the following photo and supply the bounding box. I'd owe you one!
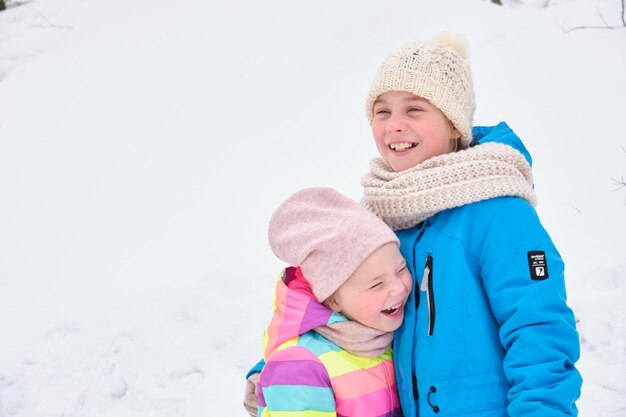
[262,385,335,412]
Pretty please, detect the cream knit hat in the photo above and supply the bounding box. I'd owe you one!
[365,33,476,147]
[268,187,399,302]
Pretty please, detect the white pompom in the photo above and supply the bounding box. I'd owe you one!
[431,32,470,60]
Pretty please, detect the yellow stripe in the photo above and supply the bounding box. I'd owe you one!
[265,336,300,360]
[268,411,336,417]
[262,330,269,354]
[271,273,282,310]
[318,348,392,378]
[275,337,298,352]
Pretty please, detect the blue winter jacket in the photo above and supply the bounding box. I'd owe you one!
[394,122,582,417]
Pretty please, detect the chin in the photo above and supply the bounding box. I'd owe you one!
[380,317,404,332]
[389,159,418,172]
[388,322,403,332]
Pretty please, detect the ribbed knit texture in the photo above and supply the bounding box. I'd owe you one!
[366,33,475,146]
[361,142,536,231]
[258,267,401,417]
[268,187,398,302]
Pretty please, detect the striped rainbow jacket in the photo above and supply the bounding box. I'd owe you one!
[258,266,402,417]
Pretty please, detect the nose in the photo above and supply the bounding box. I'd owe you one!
[385,114,406,133]
[390,277,409,297]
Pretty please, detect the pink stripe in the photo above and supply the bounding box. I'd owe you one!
[264,281,286,358]
[265,281,313,358]
[335,385,400,417]
[277,288,309,339]
[331,359,396,397]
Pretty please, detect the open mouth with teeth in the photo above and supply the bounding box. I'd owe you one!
[389,142,418,152]
[381,302,404,317]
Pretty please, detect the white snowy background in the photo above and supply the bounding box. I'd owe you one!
[0,0,625,416]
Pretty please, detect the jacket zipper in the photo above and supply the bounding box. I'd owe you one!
[409,223,425,410]
[420,254,436,336]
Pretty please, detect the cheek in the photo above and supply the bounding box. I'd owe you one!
[402,272,414,293]
[426,131,452,155]
[371,125,394,164]
[352,292,380,315]
[371,131,381,148]
[367,292,389,309]
[422,116,450,140]
[372,120,387,140]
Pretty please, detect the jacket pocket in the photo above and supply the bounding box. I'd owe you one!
[420,253,436,336]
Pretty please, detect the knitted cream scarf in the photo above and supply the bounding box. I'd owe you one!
[361,142,537,231]
[314,319,393,358]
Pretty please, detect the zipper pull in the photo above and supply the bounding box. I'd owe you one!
[421,254,435,337]
[421,265,430,292]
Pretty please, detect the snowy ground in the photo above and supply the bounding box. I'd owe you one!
[0,0,625,416]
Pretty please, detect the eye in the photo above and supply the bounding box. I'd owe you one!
[407,107,422,113]
[397,263,408,274]
[374,108,390,116]
[370,282,383,289]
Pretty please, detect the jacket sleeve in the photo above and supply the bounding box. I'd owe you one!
[247,358,265,379]
[479,198,582,416]
[258,347,336,417]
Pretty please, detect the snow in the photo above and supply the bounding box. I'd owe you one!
[0,0,625,416]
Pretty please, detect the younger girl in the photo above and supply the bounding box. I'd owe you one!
[256,187,411,417]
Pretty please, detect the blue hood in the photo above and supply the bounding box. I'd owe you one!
[472,122,533,168]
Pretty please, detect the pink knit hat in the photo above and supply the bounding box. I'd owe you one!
[268,187,399,302]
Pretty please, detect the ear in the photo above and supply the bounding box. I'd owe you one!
[324,294,343,313]
[452,126,462,140]
[447,118,462,140]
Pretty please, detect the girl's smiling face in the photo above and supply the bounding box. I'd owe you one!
[371,91,461,172]
[326,242,412,332]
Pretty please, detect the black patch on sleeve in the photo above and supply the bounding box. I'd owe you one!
[528,251,549,280]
